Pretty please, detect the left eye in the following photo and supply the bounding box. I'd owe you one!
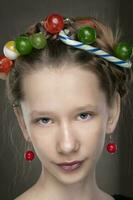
[78,112,92,120]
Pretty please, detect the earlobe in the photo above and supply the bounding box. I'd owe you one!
[106,92,121,134]
[13,106,30,141]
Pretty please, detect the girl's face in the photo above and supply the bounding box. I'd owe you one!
[16,64,120,185]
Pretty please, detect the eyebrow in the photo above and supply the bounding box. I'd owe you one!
[30,104,98,118]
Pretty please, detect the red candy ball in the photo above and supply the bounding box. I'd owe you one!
[44,13,64,34]
[24,150,35,161]
[106,143,117,154]
[0,55,13,74]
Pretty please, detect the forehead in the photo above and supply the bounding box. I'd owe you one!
[21,65,107,110]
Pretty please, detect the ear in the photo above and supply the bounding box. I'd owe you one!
[106,92,121,134]
[13,106,30,142]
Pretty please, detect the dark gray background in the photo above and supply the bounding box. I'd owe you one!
[0,0,133,199]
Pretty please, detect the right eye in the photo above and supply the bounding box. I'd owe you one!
[34,117,53,125]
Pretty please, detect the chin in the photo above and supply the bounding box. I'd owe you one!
[52,159,92,185]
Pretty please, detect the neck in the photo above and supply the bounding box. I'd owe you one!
[34,166,105,200]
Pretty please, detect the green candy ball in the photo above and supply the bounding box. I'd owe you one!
[114,42,133,60]
[77,26,96,44]
[15,36,33,55]
[30,32,47,49]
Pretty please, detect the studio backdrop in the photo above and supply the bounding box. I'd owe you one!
[0,0,133,199]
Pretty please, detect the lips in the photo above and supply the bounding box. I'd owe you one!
[57,160,83,166]
[56,160,84,172]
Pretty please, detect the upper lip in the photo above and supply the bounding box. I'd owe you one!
[57,160,84,166]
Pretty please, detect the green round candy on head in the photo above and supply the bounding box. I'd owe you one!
[77,26,96,44]
[15,36,33,55]
[30,32,47,49]
[114,42,133,60]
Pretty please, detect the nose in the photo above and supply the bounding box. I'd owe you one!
[56,121,80,155]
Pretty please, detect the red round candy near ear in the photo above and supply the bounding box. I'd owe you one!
[24,150,35,161]
[0,55,13,74]
[106,143,117,154]
[44,13,64,34]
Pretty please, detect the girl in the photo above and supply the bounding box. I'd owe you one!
[1,14,133,200]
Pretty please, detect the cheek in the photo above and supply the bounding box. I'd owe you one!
[27,126,56,161]
[81,117,107,158]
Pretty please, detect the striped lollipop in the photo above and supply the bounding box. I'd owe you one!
[59,30,132,68]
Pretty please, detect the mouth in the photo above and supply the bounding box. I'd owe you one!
[56,160,85,172]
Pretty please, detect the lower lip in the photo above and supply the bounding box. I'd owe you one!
[57,161,84,172]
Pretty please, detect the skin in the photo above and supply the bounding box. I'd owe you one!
[14,63,120,200]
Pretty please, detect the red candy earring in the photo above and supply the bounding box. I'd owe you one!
[106,134,117,154]
[24,150,35,161]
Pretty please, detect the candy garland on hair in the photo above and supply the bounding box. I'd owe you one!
[0,13,133,80]
[59,29,132,68]
[0,55,13,79]
[0,14,64,79]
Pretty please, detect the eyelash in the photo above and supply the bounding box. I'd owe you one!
[33,112,94,126]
